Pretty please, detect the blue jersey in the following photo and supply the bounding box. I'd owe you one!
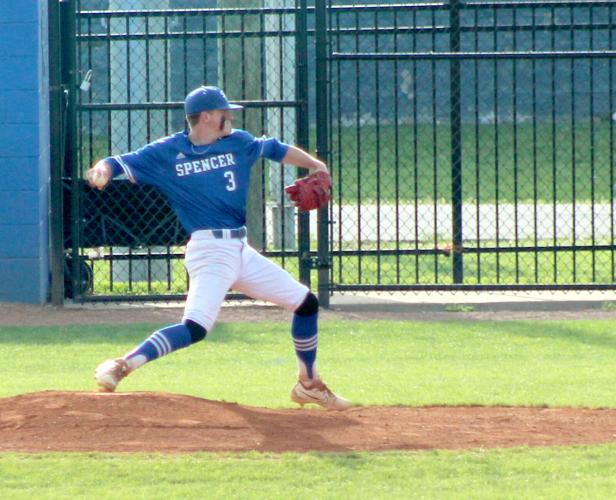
[106,129,289,233]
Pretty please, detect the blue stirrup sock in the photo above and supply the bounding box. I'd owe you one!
[291,312,318,380]
[124,323,193,371]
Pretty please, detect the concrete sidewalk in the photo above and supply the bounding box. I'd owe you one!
[328,290,616,312]
[63,290,616,314]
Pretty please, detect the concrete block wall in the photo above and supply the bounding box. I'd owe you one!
[0,1,50,303]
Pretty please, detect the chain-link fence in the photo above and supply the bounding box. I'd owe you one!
[54,0,616,302]
[328,0,616,291]
[62,0,311,300]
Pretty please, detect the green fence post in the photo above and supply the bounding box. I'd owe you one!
[49,0,65,305]
[219,0,265,250]
[295,0,311,287]
[60,0,80,301]
[315,0,330,307]
[450,0,463,283]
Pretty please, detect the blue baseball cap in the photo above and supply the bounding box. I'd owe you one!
[184,86,243,115]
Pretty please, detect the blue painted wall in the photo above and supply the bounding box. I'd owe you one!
[0,1,50,303]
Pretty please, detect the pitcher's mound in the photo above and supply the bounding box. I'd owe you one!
[1,391,615,453]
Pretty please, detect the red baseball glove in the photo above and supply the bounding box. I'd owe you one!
[284,170,332,211]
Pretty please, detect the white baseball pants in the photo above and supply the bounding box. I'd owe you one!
[182,231,309,331]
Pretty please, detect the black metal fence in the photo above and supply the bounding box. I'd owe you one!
[50,0,616,304]
[327,0,616,292]
[55,0,314,302]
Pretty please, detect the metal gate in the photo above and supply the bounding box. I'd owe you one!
[326,0,616,292]
[52,0,316,303]
[50,0,616,305]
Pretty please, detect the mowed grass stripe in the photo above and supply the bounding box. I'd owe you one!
[1,320,615,407]
[1,446,616,499]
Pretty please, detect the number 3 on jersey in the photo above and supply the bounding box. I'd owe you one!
[224,171,236,191]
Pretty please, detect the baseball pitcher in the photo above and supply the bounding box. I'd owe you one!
[87,85,349,410]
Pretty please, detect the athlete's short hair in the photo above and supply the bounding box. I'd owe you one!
[186,113,202,129]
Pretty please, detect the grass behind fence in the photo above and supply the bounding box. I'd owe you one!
[83,240,616,296]
[333,242,616,286]
[333,121,615,204]
[83,120,615,206]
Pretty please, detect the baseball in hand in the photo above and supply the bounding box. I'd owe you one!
[88,168,108,189]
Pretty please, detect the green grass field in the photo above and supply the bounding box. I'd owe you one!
[1,319,615,498]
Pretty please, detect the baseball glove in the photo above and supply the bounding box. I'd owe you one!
[284,171,332,211]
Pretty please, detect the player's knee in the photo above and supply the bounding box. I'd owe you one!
[294,292,319,316]
[184,319,207,343]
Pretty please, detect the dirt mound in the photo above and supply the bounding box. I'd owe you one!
[0,391,615,453]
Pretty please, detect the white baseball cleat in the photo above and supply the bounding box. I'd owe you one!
[94,358,130,392]
[290,378,351,411]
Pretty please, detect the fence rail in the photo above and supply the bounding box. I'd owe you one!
[332,51,616,59]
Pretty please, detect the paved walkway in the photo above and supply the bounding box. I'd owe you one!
[329,289,616,312]
[60,289,616,313]
[276,203,616,243]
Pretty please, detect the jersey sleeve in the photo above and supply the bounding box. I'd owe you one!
[104,141,164,186]
[233,130,289,165]
[257,136,289,162]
